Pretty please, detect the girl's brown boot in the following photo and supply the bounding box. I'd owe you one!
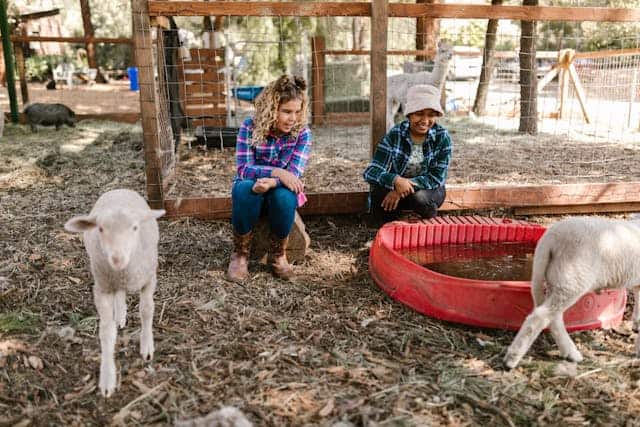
[270,235,293,280]
[226,231,252,282]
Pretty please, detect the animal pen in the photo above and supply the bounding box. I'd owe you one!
[133,1,640,219]
[1,0,137,123]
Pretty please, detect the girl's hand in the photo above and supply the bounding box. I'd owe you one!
[393,176,415,198]
[252,178,278,194]
[272,169,304,194]
[381,191,402,211]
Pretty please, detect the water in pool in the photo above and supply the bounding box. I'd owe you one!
[400,241,536,281]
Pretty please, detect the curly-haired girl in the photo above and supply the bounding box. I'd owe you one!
[227,74,312,282]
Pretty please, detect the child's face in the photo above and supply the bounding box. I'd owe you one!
[275,98,303,134]
[408,108,440,136]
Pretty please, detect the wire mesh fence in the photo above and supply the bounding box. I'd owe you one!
[144,13,640,200]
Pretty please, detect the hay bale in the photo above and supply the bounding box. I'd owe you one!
[251,211,310,264]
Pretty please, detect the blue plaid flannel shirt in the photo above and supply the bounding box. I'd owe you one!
[363,120,452,190]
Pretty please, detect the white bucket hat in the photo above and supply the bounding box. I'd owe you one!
[404,84,444,117]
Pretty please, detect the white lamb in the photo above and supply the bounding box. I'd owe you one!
[386,40,453,131]
[64,189,165,397]
[504,216,640,369]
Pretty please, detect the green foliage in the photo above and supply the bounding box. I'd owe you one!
[538,0,640,51]
[441,21,487,48]
[0,311,40,334]
[96,44,132,70]
[227,16,315,85]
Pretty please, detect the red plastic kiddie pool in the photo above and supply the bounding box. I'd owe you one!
[369,216,627,331]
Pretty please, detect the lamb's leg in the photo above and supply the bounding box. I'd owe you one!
[632,286,640,333]
[139,275,156,361]
[94,285,117,397]
[504,304,552,369]
[114,290,127,329]
[549,313,583,362]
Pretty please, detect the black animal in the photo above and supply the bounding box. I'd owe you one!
[45,80,56,90]
[24,103,77,132]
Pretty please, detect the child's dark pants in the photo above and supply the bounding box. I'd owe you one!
[370,184,446,224]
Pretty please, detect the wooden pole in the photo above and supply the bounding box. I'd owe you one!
[370,0,388,156]
[415,0,438,62]
[311,36,325,126]
[132,0,164,208]
[13,40,28,105]
[0,0,18,123]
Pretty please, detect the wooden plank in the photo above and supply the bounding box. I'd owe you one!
[182,70,224,82]
[184,82,226,95]
[147,2,640,22]
[185,94,227,104]
[187,48,225,59]
[575,47,640,59]
[161,182,640,219]
[567,63,591,124]
[184,105,227,115]
[149,1,371,17]
[388,4,640,22]
[442,182,640,209]
[370,0,388,156]
[311,36,325,126]
[514,202,640,216]
[324,112,370,126]
[8,35,132,44]
[186,117,227,127]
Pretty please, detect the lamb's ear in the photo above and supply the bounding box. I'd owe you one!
[64,215,97,233]
[139,209,166,221]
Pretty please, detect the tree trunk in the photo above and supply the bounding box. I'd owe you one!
[472,0,502,116]
[79,0,106,83]
[416,0,439,61]
[519,0,538,134]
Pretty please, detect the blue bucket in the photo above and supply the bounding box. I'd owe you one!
[127,66,139,91]
[232,86,264,102]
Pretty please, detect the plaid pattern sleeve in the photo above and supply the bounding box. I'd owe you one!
[235,118,275,180]
[285,126,312,178]
[411,125,452,190]
[363,127,402,190]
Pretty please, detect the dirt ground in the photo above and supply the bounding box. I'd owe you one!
[3,120,640,426]
[0,81,139,115]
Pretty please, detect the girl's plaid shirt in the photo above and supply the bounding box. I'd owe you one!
[363,120,452,190]
[234,117,312,183]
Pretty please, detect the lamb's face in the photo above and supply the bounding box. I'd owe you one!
[95,210,142,271]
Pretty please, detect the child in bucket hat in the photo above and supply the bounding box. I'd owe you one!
[363,84,452,225]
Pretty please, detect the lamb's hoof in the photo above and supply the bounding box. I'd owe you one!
[563,349,583,363]
[140,339,154,362]
[99,373,116,398]
[503,353,520,370]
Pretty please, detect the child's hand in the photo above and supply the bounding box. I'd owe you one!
[393,177,415,198]
[272,169,304,193]
[252,178,277,194]
[381,191,402,211]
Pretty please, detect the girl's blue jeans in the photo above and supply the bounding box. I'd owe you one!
[231,179,298,239]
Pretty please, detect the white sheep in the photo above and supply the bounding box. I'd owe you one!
[386,40,453,130]
[64,189,165,397]
[504,216,640,369]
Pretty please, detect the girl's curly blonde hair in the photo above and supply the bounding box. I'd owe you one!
[250,74,309,145]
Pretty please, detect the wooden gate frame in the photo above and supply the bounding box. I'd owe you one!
[135,1,640,217]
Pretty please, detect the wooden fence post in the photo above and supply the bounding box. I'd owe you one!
[370,0,388,156]
[132,0,164,209]
[311,36,325,126]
